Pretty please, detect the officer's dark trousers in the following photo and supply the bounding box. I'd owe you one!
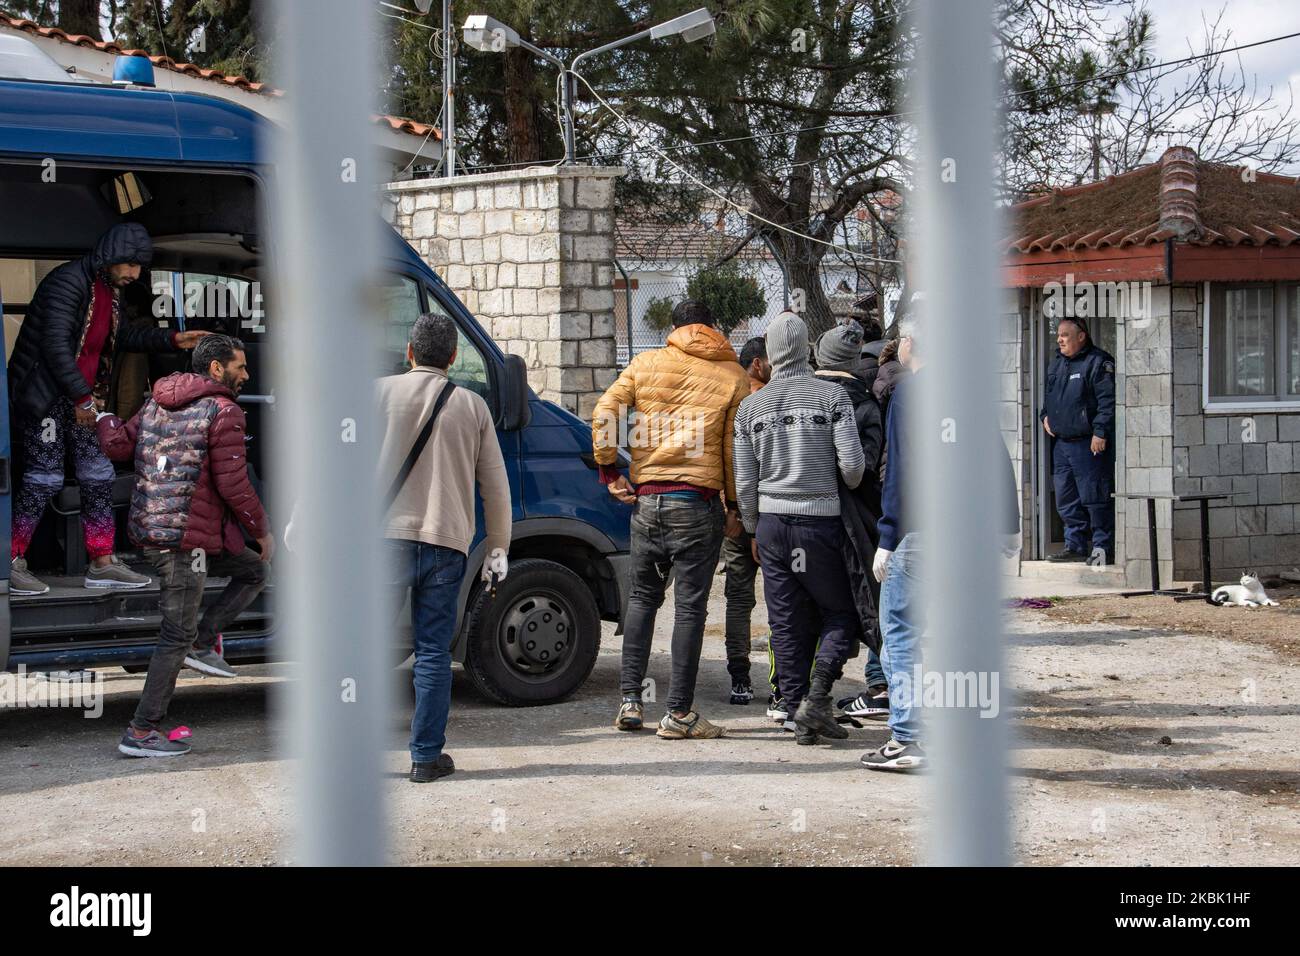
[755,514,859,716]
[1052,437,1114,555]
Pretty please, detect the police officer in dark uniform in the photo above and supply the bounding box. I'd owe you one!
[1041,316,1116,563]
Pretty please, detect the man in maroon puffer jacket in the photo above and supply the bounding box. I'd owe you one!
[97,334,273,758]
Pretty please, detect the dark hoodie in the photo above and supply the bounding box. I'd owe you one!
[8,223,178,422]
[98,371,268,554]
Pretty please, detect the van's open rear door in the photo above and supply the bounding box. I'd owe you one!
[0,278,11,669]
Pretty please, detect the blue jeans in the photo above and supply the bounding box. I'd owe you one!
[387,539,467,763]
[864,646,885,689]
[879,532,921,743]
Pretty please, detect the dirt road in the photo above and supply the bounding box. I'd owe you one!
[2,578,1297,866]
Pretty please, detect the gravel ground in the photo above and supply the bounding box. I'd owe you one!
[2,575,1297,867]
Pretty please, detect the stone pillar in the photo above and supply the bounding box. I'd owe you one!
[383,165,624,418]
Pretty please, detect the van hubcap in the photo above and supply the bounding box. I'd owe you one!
[500,592,574,675]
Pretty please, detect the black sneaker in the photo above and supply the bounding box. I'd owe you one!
[793,695,849,739]
[118,728,191,758]
[860,738,925,772]
[729,680,754,705]
[782,719,819,745]
[410,753,455,783]
[1085,548,1116,567]
[840,687,890,721]
[765,693,789,721]
[1046,549,1086,563]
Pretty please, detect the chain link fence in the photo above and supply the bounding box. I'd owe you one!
[612,261,895,367]
[612,267,790,367]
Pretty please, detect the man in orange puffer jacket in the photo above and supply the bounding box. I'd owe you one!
[593,300,750,740]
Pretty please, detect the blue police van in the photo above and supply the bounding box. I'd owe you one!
[0,41,631,705]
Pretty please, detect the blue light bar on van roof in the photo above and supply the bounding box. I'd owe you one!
[112,54,155,88]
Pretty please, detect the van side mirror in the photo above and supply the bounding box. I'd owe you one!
[498,353,532,431]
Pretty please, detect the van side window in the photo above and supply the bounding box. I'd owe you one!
[424,287,491,400]
[379,274,424,377]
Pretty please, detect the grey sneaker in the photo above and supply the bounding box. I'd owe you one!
[183,648,237,678]
[118,728,191,758]
[84,555,150,590]
[10,557,49,596]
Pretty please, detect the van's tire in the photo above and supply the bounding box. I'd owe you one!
[463,558,601,706]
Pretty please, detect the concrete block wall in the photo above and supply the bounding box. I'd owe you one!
[1121,284,1175,587]
[383,166,624,418]
[1000,288,1031,553]
[1171,282,1300,579]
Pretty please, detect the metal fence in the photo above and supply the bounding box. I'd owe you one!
[612,268,786,367]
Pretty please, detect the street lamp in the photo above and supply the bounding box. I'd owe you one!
[462,8,716,164]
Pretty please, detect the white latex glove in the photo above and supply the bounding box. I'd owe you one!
[872,547,893,583]
[283,504,299,554]
[1001,533,1022,558]
[482,547,508,583]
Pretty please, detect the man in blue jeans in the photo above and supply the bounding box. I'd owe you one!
[378,313,512,782]
[865,319,926,771]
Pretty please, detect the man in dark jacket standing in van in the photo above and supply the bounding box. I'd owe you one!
[1041,316,1116,564]
[7,223,207,596]
[98,335,271,757]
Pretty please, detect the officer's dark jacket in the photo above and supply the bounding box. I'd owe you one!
[1041,342,1116,441]
[7,223,175,424]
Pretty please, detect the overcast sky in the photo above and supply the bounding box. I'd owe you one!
[1139,0,1300,92]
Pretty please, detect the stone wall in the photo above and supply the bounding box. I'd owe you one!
[383,166,623,418]
[1171,282,1300,579]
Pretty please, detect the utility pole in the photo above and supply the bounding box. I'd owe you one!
[443,0,456,178]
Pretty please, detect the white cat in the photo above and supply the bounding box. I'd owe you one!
[1211,573,1279,607]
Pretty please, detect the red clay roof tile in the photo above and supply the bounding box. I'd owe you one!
[1006,147,1300,255]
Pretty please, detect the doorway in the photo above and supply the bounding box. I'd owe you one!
[1030,289,1118,559]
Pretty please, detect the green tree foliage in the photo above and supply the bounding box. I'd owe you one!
[643,295,674,331]
[115,0,264,81]
[685,263,765,337]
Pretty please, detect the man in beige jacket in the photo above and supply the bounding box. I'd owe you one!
[377,312,511,783]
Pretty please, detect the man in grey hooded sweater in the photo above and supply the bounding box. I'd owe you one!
[734,313,865,744]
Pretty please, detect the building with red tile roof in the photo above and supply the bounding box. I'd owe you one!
[1000,146,1300,587]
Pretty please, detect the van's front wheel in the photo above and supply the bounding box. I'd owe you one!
[463,558,601,706]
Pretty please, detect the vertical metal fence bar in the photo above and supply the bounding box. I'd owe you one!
[268,0,388,866]
[911,0,1009,866]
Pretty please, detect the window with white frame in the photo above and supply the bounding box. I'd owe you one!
[1207,282,1300,405]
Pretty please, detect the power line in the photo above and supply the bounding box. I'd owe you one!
[1005,28,1300,102]
[571,68,901,263]
[441,24,1300,189]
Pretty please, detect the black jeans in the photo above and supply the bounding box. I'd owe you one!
[721,529,759,682]
[620,494,724,713]
[755,514,860,715]
[131,547,270,731]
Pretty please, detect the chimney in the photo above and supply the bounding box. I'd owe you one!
[1158,146,1201,240]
